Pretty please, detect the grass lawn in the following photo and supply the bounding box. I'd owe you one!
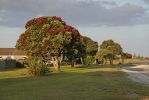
[0,65,149,100]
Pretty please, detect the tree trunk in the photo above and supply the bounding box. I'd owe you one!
[71,59,75,67]
[109,58,113,65]
[104,58,107,64]
[51,57,56,67]
[80,57,84,65]
[52,56,60,72]
[60,54,64,64]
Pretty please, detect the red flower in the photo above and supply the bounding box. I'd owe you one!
[52,16,62,21]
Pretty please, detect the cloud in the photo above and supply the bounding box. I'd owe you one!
[0,17,3,22]
[0,0,148,27]
[143,0,149,4]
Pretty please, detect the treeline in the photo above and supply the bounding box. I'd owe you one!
[16,16,133,76]
[81,38,133,65]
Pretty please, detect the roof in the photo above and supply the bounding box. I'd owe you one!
[0,48,25,56]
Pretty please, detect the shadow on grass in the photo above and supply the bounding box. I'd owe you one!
[0,67,24,72]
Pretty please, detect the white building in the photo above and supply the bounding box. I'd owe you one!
[0,48,26,60]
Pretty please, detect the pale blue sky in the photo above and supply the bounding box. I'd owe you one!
[0,0,149,56]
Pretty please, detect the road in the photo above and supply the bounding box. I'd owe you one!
[121,62,149,85]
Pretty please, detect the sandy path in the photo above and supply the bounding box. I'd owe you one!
[121,65,149,85]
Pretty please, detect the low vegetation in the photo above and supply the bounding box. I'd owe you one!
[24,57,49,76]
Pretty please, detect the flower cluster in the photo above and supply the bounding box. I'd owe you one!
[25,17,48,29]
[16,16,82,57]
[52,16,62,22]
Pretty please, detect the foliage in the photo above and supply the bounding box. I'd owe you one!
[82,36,98,56]
[100,39,123,55]
[121,52,132,60]
[84,56,95,65]
[97,39,123,64]
[77,36,98,65]
[16,16,82,71]
[96,49,113,64]
[65,37,85,67]
[25,57,48,76]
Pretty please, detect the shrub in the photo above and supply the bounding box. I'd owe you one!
[84,56,95,65]
[25,57,49,76]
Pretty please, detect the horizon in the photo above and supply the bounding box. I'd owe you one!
[0,0,149,57]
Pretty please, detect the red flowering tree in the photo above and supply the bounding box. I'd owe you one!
[16,16,81,72]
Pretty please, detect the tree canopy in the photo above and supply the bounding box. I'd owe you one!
[82,36,98,56]
[97,39,123,64]
[16,16,82,71]
[100,39,122,56]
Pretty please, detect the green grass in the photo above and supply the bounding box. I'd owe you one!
[0,68,27,79]
[0,65,149,100]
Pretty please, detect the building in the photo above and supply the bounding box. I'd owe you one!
[0,48,26,60]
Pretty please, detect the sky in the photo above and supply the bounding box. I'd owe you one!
[0,0,149,57]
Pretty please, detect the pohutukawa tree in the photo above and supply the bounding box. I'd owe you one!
[16,16,82,72]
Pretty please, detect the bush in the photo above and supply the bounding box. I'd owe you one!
[84,56,95,65]
[25,57,49,76]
